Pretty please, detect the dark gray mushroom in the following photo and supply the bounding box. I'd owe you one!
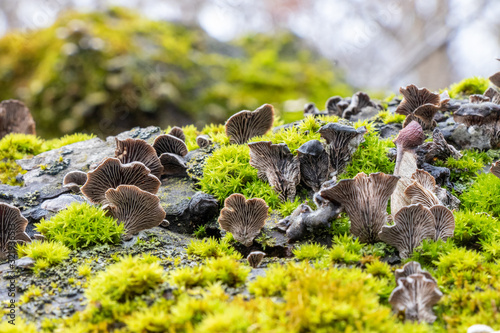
[325,96,346,116]
[296,140,329,192]
[396,85,447,130]
[453,101,500,127]
[394,261,436,283]
[484,87,500,104]
[248,141,300,202]
[389,273,442,323]
[247,251,266,268]
[0,99,36,139]
[320,172,399,243]
[168,126,186,142]
[318,123,366,176]
[342,91,381,119]
[81,157,161,204]
[104,185,166,235]
[1,203,31,260]
[196,135,212,148]
[304,103,321,116]
[491,160,500,179]
[115,138,163,179]
[225,104,275,144]
[63,170,88,193]
[218,193,268,247]
[379,204,436,259]
[159,153,188,177]
[153,134,188,157]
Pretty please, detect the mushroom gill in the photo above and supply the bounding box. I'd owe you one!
[63,170,88,193]
[168,126,186,142]
[0,99,36,139]
[0,203,32,260]
[296,140,329,192]
[225,104,275,144]
[153,134,188,157]
[115,138,163,179]
[247,251,266,268]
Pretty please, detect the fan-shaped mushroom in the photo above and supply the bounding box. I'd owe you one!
[81,157,161,204]
[342,91,381,119]
[168,126,185,142]
[63,170,88,193]
[196,135,212,148]
[318,123,366,176]
[396,85,447,130]
[218,193,268,247]
[430,205,455,241]
[159,153,188,177]
[247,251,266,268]
[389,273,442,323]
[394,261,435,283]
[379,204,436,259]
[296,140,329,192]
[325,96,346,116]
[104,185,166,235]
[404,181,440,208]
[320,172,399,243]
[491,160,500,179]
[1,203,31,260]
[225,104,275,144]
[248,141,300,202]
[153,134,188,157]
[0,100,36,139]
[484,87,500,104]
[115,138,163,179]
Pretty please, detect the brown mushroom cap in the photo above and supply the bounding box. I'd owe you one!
[379,204,436,259]
[153,134,188,157]
[404,181,440,208]
[490,72,500,89]
[396,85,440,117]
[394,261,436,283]
[320,172,400,243]
[342,91,379,119]
[0,100,36,139]
[62,170,88,192]
[393,121,425,176]
[413,104,439,130]
[168,126,186,142]
[389,273,442,323]
[469,94,491,104]
[1,203,31,259]
[159,153,188,177]
[484,87,500,104]
[104,185,166,235]
[296,140,329,192]
[196,135,212,149]
[247,251,266,268]
[491,160,500,179]
[325,96,344,116]
[115,138,163,179]
[248,141,300,202]
[430,205,455,241]
[225,104,275,144]
[218,193,268,247]
[81,157,161,204]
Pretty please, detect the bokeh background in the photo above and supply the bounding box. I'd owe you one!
[0,0,499,138]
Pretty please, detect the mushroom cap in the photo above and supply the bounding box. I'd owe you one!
[115,138,163,179]
[490,160,500,179]
[342,91,378,119]
[1,203,31,259]
[484,87,500,104]
[417,128,462,164]
[247,251,266,268]
[389,273,442,323]
[196,135,212,149]
[296,140,329,192]
[469,94,491,104]
[63,170,88,192]
[168,126,186,142]
[325,96,343,116]
[218,193,269,247]
[225,104,275,144]
[0,99,36,139]
[304,103,320,115]
[153,134,188,157]
[320,172,400,243]
[379,204,436,259]
[430,205,455,241]
[413,104,439,130]
[396,85,440,116]
[104,185,166,235]
[404,181,440,208]
[159,153,188,177]
[393,121,425,150]
[81,157,161,204]
[248,141,300,202]
[453,102,500,127]
[490,71,500,89]
[394,261,436,283]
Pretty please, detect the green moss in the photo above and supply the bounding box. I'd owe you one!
[292,242,328,260]
[36,202,124,250]
[201,124,229,145]
[376,110,406,124]
[406,239,456,268]
[19,285,43,304]
[0,318,38,333]
[17,241,71,273]
[453,210,500,248]
[186,237,242,259]
[460,172,500,217]
[447,76,489,98]
[435,149,491,185]
[43,133,95,150]
[365,260,392,279]
[193,225,207,239]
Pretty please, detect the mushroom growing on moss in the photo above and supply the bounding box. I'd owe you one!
[1,203,31,259]
[247,251,266,268]
[325,96,347,116]
[248,141,300,202]
[63,170,88,193]
[430,205,455,241]
[225,104,275,144]
[395,261,436,282]
[103,185,166,235]
[196,135,212,149]
[0,99,36,139]
[320,172,399,243]
[168,126,186,142]
[115,138,163,179]
[81,157,161,204]
[296,140,329,192]
[318,123,366,176]
[218,193,268,247]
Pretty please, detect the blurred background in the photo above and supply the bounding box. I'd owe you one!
[0,0,499,138]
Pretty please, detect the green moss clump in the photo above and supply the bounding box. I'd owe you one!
[0,318,38,333]
[36,202,124,249]
[453,210,500,248]
[376,110,406,124]
[43,133,95,150]
[406,239,456,268]
[292,242,328,260]
[186,237,242,259]
[447,76,489,98]
[17,241,71,273]
[435,149,491,185]
[460,172,500,217]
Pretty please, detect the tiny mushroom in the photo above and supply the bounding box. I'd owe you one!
[225,104,275,144]
[218,193,269,247]
[247,251,266,268]
[296,140,329,192]
[0,99,36,139]
[1,203,31,260]
[325,96,346,116]
[248,141,300,202]
[304,103,321,116]
[115,138,163,179]
[320,172,400,243]
[196,135,212,148]
[159,153,188,177]
[491,160,500,179]
[318,123,366,176]
[168,126,186,142]
[342,91,381,119]
[153,134,188,157]
[81,157,161,204]
[63,170,88,193]
[394,261,436,283]
[104,185,166,235]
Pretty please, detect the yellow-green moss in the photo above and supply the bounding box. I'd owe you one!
[186,237,242,259]
[447,76,489,98]
[17,241,71,273]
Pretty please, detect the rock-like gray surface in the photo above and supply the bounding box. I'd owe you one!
[41,194,87,213]
[445,124,492,150]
